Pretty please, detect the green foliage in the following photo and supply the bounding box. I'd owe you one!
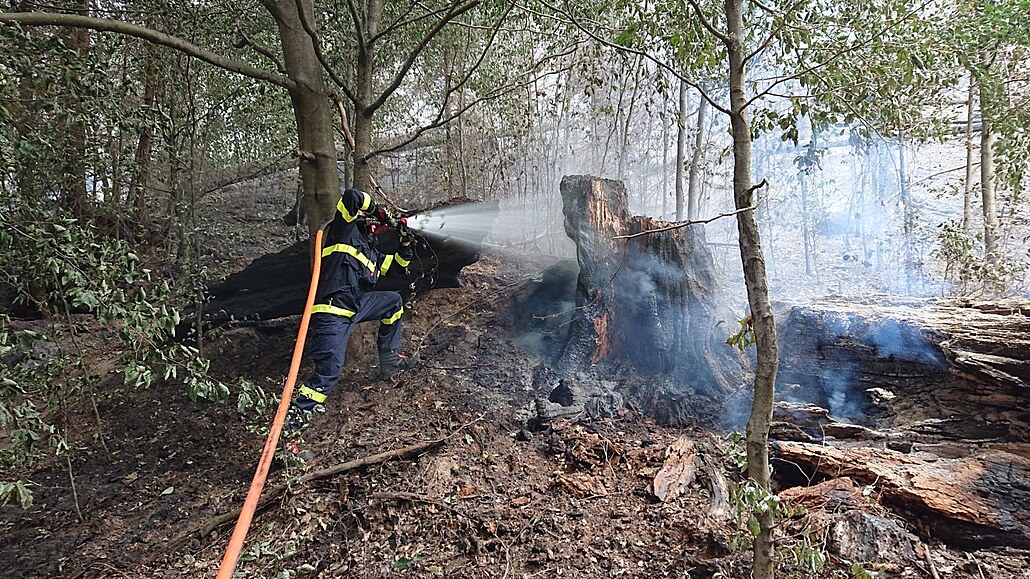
[235,378,275,416]
[933,219,1028,295]
[726,316,756,352]
[0,318,63,470]
[0,479,36,509]
[723,433,833,577]
[390,553,426,571]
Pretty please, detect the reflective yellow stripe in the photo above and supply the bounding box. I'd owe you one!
[360,191,372,211]
[322,243,376,272]
[298,385,327,404]
[337,198,357,222]
[380,254,395,276]
[394,253,410,268]
[381,307,404,325]
[311,303,356,317]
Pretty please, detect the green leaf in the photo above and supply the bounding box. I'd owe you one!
[747,515,761,537]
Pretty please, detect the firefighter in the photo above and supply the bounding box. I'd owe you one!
[285,187,416,458]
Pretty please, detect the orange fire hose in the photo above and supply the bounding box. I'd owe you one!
[215,228,323,579]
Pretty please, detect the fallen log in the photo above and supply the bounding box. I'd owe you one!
[772,440,1030,547]
[777,298,1030,442]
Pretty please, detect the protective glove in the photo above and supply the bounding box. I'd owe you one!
[397,217,410,243]
[373,206,393,227]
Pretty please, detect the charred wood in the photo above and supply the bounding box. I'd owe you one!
[776,299,1030,442]
[554,175,746,398]
[179,199,497,338]
[772,440,1030,548]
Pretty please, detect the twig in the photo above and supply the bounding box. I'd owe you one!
[91,394,112,460]
[163,436,452,554]
[968,552,987,579]
[923,543,942,579]
[369,491,480,524]
[614,205,756,239]
[66,454,84,523]
[234,32,286,74]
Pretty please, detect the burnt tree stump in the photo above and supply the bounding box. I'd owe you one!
[556,175,746,397]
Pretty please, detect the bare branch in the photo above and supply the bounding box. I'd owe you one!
[743,0,808,66]
[684,0,732,45]
[368,0,481,114]
[750,0,776,15]
[0,11,296,89]
[369,44,580,158]
[293,0,357,103]
[334,96,357,152]
[614,205,757,239]
[235,32,286,74]
[344,0,366,54]
[436,1,515,109]
[743,0,931,110]
[370,0,450,45]
[541,0,731,116]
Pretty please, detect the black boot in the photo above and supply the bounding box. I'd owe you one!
[379,350,417,380]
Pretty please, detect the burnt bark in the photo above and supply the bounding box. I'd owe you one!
[556,175,745,398]
[773,441,1030,547]
[777,299,1030,441]
[770,298,1030,549]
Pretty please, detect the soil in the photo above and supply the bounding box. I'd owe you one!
[2,181,1029,578]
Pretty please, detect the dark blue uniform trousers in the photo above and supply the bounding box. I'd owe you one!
[295,290,404,412]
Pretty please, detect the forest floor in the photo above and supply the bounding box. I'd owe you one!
[2,179,1029,578]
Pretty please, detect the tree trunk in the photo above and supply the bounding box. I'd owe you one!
[442,49,455,197]
[687,92,707,221]
[979,82,1000,269]
[800,171,813,276]
[725,0,779,577]
[898,131,914,293]
[675,78,687,220]
[267,0,340,232]
[60,0,90,217]
[128,43,159,216]
[962,80,976,236]
[961,80,977,291]
[662,90,670,219]
[351,0,385,194]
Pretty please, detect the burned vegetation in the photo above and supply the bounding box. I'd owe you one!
[3,176,1029,579]
[511,176,1030,573]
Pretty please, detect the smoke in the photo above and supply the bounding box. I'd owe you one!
[821,368,865,420]
[867,318,947,368]
[763,308,947,429]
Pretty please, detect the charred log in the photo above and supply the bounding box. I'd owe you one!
[180,200,497,337]
[768,299,1030,549]
[776,298,1030,442]
[555,175,746,398]
[772,441,1030,547]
